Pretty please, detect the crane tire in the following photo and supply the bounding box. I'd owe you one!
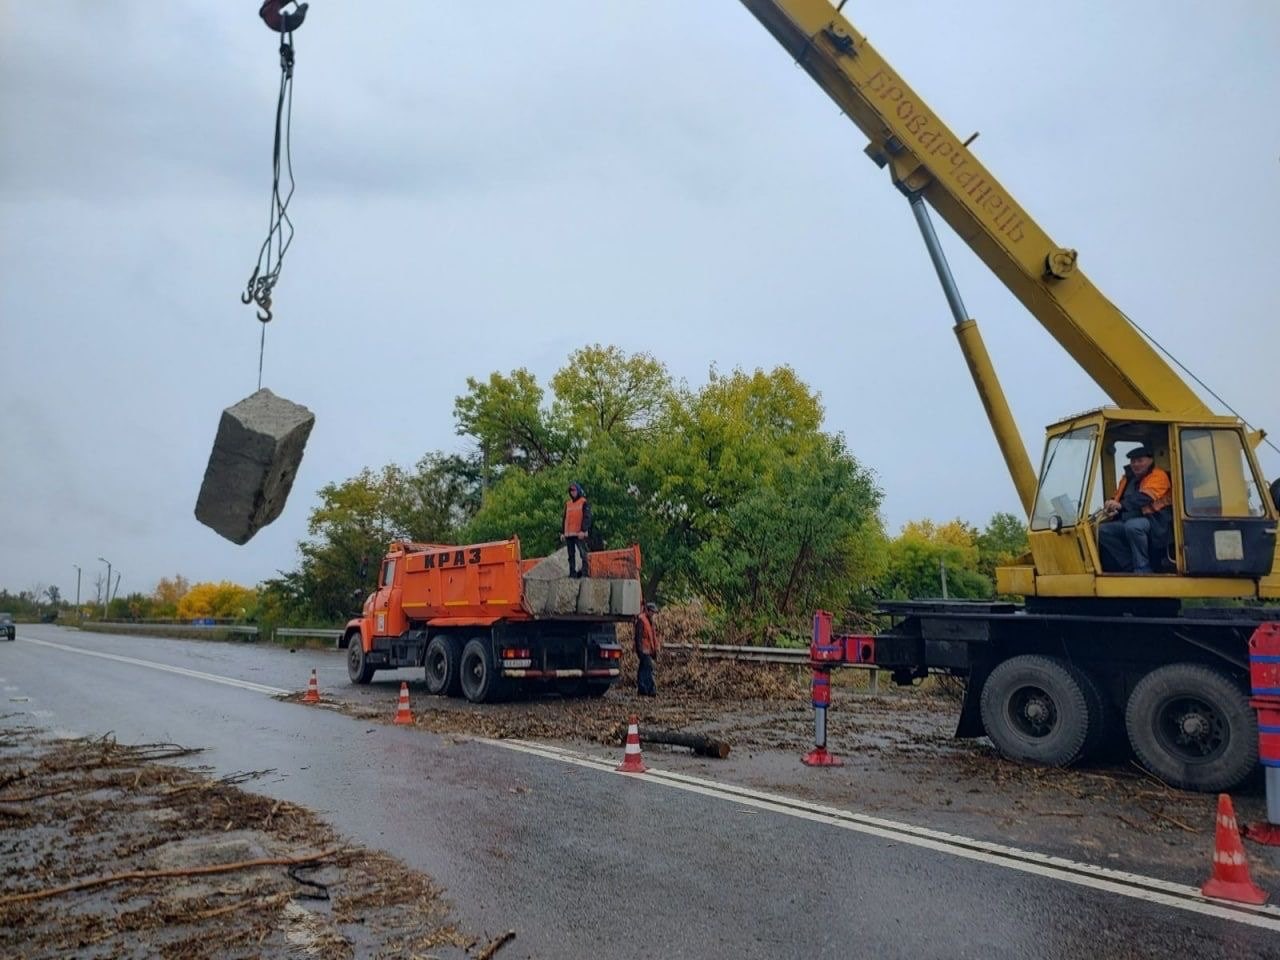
[1125,663,1257,792]
[979,655,1091,767]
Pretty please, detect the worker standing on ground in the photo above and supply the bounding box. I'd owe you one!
[635,601,660,697]
[1099,447,1172,573]
[562,482,592,578]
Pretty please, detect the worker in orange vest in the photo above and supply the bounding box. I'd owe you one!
[1099,446,1173,573]
[634,601,660,696]
[562,481,593,578]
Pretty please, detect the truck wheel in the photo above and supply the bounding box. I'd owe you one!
[1125,663,1257,792]
[460,638,505,704]
[424,635,462,697]
[347,631,374,685]
[979,655,1090,767]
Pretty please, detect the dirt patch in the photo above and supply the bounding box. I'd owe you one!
[0,726,516,960]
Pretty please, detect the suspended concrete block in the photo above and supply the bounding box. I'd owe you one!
[195,389,314,545]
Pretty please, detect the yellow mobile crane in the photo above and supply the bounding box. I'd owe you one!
[740,1,1278,790]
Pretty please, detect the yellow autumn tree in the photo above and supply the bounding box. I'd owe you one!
[177,581,257,621]
[152,575,191,617]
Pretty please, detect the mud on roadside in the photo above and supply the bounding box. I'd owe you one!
[0,724,514,960]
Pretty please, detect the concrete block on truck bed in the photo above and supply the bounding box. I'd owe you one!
[546,578,582,615]
[522,577,551,616]
[610,579,642,616]
[576,578,612,615]
[195,389,314,545]
[524,547,571,581]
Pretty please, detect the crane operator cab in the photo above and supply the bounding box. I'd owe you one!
[998,408,1280,600]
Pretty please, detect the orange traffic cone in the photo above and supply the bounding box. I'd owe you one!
[1201,794,1268,905]
[302,668,320,703]
[393,682,414,725]
[617,715,647,774]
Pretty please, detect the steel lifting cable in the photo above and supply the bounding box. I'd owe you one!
[1121,308,1280,459]
[242,1,308,389]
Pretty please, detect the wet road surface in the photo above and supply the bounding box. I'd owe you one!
[4,625,1279,959]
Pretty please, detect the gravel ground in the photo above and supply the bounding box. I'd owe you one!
[0,723,520,960]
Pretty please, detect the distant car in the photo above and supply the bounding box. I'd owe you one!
[0,613,14,641]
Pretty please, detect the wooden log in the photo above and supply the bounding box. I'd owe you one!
[639,728,730,759]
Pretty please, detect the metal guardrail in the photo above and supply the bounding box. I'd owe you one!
[666,643,882,692]
[90,621,259,637]
[666,643,808,664]
[273,627,344,644]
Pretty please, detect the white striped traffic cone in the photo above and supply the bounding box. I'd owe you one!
[393,681,414,725]
[617,715,647,774]
[302,668,320,703]
[1201,794,1267,904]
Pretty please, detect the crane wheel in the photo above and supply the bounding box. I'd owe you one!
[1124,663,1257,792]
[424,635,462,697]
[979,655,1091,767]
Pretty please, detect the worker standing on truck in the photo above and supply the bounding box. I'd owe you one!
[562,482,592,578]
[1099,447,1172,574]
[635,601,660,696]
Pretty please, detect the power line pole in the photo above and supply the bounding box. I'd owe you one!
[73,564,82,622]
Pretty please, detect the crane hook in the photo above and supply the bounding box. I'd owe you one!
[259,0,308,34]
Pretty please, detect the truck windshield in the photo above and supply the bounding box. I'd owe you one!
[1031,426,1098,530]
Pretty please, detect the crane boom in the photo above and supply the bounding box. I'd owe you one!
[741,0,1213,419]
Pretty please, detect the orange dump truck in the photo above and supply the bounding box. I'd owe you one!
[340,538,643,702]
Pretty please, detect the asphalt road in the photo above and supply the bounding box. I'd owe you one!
[4,625,1279,959]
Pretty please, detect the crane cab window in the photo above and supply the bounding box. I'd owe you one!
[1031,426,1098,530]
[381,559,397,587]
[1179,429,1266,518]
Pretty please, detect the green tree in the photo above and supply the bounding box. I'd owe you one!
[880,518,992,600]
[977,511,1030,580]
[689,435,883,634]
[453,368,564,475]
[549,344,671,440]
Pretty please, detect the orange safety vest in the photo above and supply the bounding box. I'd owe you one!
[1115,467,1172,515]
[634,611,659,656]
[564,496,587,535]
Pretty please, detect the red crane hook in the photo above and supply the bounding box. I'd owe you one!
[259,0,308,33]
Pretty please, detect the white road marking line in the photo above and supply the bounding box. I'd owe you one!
[18,637,290,697]
[483,738,1280,932]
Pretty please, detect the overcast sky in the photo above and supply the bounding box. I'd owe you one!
[2,1,1278,601]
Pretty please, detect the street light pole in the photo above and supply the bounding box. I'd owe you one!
[73,564,82,622]
[97,557,112,619]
